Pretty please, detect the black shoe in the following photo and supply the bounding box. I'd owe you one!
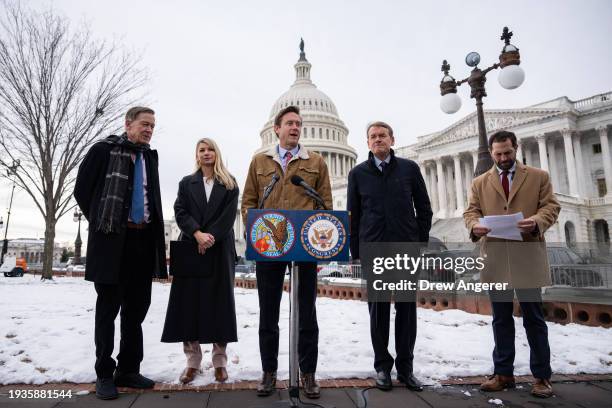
[257,371,277,397]
[113,371,155,389]
[397,373,423,392]
[96,377,118,400]
[375,371,392,391]
[300,372,321,399]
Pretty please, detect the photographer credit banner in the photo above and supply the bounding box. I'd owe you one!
[245,209,350,262]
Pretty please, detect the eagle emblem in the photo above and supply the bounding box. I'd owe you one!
[263,217,289,251]
[309,227,334,249]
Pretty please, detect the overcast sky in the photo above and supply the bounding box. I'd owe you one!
[1,0,611,246]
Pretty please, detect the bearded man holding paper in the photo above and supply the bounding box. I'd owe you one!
[463,130,560,398]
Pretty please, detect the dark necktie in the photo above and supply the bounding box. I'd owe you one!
[501,170,510,200]
[130,152,145,223]
[380,161,388,174]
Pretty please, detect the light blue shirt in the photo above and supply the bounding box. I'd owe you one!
[373,154,391,172]
[278,145,300,170]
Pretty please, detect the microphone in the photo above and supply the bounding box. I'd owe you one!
[259,174,280,209]
[290,175,327,210]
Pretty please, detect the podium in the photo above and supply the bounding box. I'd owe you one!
[246,209,349,407]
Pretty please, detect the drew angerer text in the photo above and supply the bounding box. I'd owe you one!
[372,279,509,293]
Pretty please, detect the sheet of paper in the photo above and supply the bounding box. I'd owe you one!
[478,212,524,241]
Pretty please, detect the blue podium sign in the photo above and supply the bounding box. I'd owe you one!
[246,209,350,262]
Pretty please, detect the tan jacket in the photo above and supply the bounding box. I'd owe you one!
[463,162,560,288]
[241,145,333,226]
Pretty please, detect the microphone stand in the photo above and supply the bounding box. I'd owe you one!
[304,189,327,210]
[259,175,280,209]
[252,192,334,408]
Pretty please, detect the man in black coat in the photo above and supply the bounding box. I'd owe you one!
[347,121,432,392]
[74,107,167,400]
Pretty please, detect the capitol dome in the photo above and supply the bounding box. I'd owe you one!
[257,40,358,186]
[269,80,339,118]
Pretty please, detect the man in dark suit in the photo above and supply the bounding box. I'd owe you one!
[347,121,432,392]
[74,107,167,400]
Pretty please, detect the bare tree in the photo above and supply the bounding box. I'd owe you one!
[0,1,148,279]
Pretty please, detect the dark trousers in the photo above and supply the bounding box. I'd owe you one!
[368,301,417,376]
[256,261,319,373]
[94,228,154,378]
[489,289,552,380]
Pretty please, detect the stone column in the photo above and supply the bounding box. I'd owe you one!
[572,133,586,197]
[536,134,549,172]
[463,158,473,207]
[547,137,560,192]
[516,139,524,165]
[428,163,439,214]
[524,142,534,166]
[471,150,479,172]
[436,158,447,218]
[598,126,612,197]
[423,164,433,205]
[561,129,579,196]
[335,154,340,177]
[453,154,464,215]
[445,162,456,214]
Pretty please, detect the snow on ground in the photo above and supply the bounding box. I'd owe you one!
[1,275,611,385]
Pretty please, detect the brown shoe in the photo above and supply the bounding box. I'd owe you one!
[214,367,228,383]
[179,367,198,384]
[301,372,320,399]
[257,371,277,396]
[531,378,553,398]
[480,374,516,392]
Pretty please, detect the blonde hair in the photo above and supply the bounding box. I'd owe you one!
[193,138,237,190]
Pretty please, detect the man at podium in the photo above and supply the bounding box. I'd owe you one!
[242,106,332,399]
[347,121,432,392]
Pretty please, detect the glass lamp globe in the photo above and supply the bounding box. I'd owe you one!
[498,64,525,89]
[465,52,481,67]
[440,93,462,114]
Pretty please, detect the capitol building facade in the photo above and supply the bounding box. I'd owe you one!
[396,92,612,245]
[225,45,612,256]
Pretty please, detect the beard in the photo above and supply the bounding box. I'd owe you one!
[495,158,515,170]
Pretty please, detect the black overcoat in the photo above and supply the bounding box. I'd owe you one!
[347,149,433,259]
[161,171,239,344]
[73,139,167,284]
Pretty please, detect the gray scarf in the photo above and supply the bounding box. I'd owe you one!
[96,134,150,233]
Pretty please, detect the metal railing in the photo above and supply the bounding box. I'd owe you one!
[549,264,611,288]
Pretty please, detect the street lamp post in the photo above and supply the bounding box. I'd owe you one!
[73,209,83,265]
[439,27,525,177]
[1,159,20,265]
